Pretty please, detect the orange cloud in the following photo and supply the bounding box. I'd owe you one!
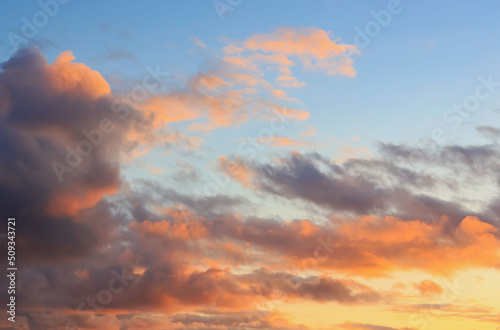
[131,218,209,240]
[139,94,200,128]
[46,185,118,217]
[226,26,359,77]
[191,73,229,91]
[289,220,321,238]
[257,103,309,122]
[337,215,439,245]
[46,50,111,98]
[139,71,309,132]
[413,279,443,295]
[272,88,288,99]
[301,124,317,137]
[256,135,317,149]
[130,207,210,239]
[317,216,500,276]
[228,72,273,89]
[276,75,306,88]
[333,142,371,163]
[218,156,255,188]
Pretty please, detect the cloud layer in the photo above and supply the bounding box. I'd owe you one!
[1,26,499,329]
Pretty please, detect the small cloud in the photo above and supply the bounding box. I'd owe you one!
[424,39,435,47]
[100,23,111,32]
[413,280,443,296]
[256,136,320,149]
[190,36,206,48]
[223,26,359,77]
[332,142,371,163]
[20,38,58,51]
[102,47,137,62]
[99,24,131,38]
[119,29,132,38]
[145,165,167,175]
[276,75,306,88]
[301,124,316,137]
[272,89,299,102]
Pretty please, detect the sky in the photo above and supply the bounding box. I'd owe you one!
[0,1,500,329]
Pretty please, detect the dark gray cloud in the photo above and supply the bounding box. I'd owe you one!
[254,152,391,215]
[477,125,500,142]
[226,151,477,225]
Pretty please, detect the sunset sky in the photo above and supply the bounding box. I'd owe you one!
[1,1,500,329]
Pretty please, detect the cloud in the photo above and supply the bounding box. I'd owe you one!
[224,26,359,77]
[132,28,342,133]
[301,124,316,137]
[0,47,210,264]
[121,197,500,276]
[477,125,500,142]
[238,269,381,304]
[102,46,137,62]
[15,310,311,329]
[332,142,371,163]
[276,75,306,88]
[218,155,255,188]
[138,69,309,132]
[190,36,207,48]
[2,36,500,329]
[256,136,318,149]
[412,280,443,295]
[222,152,392,215]
[379,142,500,177]
[218,143,500,226]
[0,48,126,262]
